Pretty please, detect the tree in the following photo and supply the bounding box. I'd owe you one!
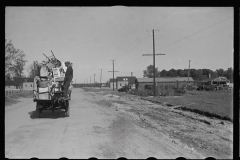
[5,39,27,78]
[202,68,212,75]
[223,67,233,81]
[26,61,40,78]
[160,69,167,77]
[167,68,177,77]
[143,65,160,78]
[216,68,224,77]
[189,69,203,80]
[176,69,185,77]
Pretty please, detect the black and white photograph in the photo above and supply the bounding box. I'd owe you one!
[5,6,233,159]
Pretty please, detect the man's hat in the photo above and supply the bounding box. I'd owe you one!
[65,61,70,65]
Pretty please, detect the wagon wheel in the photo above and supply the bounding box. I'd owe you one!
[65,101,70,117]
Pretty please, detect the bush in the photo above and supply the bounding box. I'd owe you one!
[218,86,223,91]
[204,85,215,91]
[128,89,149,97]
[157,86,176,96]
[175,88,186,94]
[186,86,196,91]
[129,86,188,97]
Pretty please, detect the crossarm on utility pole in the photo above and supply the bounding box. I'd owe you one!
[142,29,166,96]
[108,60,119,91]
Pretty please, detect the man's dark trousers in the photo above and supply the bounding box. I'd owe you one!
[63,81,71,98]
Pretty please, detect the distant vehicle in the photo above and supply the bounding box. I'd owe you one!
[118,86,129,92]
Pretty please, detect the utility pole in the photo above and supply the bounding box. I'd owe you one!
[188,60,190,86]
[100,69,102,89]
[75,79,76,84]
[143,29,165,96]
[90,76,91,87]
[108,60,119,91]
[33,61,36,77]
[94,74,96,88]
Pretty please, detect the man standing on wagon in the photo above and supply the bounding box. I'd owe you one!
[63,61,73,99]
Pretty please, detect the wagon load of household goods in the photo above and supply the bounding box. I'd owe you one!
[33,51,70,117]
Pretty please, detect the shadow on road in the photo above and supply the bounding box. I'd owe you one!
[28,109,67,119]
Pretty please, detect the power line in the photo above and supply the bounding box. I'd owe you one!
[122,8,178,53]
[118,21,232,73]
[157,16,233,51]
[161,25,233,54]
[117,8,186,65]
[190,60,221,70]
[118,16,232,72]
[117,9,194,72]
[108,14,233,80]
[155,7,192,34]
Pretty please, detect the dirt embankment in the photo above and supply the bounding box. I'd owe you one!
[89,89,233,159]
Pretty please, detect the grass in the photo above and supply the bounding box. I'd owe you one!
[82,87,127,97]
[83,87,233,122]
[145,90,233,122]
[5,90,33,106]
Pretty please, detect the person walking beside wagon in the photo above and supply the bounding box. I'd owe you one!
[63,61,73,99]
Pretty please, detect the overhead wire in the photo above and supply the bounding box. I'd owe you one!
[190,60,225,70]
[116,8,190,71]
[115,9,178,69]
[121,7,178,54]
[156,15,233,51]
[161,24,233,53]
[107,10,233,78]
[119,8,178,55]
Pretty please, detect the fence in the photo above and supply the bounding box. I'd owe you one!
[5,89,32,97]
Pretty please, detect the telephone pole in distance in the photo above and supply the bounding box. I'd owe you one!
[188,60,190,86]
[108,60,119,91]
[94,74,96,88]
[100,69,102,89]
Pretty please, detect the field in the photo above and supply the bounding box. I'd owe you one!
[83,87,233,122]
[142,90,233,122]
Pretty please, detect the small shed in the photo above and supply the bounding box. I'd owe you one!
[14,78,34,90]
[116,76,136,89]
[5,81,16,90]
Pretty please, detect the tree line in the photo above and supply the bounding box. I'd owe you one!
[143,65,233,81]
[5,39,28,80]
[5,39,40,80]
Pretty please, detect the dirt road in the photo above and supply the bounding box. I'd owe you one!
[5,88,233,159]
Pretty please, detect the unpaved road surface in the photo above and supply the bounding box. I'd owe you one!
[5,88,233,159]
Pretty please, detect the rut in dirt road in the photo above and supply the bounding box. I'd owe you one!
[5,88,231,159]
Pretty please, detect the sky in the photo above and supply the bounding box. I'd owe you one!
[5,7,233,84]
